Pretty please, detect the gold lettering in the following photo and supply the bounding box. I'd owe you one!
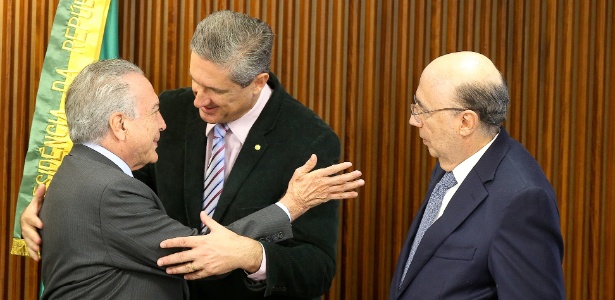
[69,4,93,18]
[64,26,87,43]
[67,17,86,30]
[74,0,96,8]
[35,174,52,187]
[45,123,69,137]
[38,158,62,172]
[52,80,68,92]
[62,39,85,53]
[55,69,79,83]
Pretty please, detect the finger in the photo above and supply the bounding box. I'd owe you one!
[33,184,46,206]
[327,170,363,184]
[21,220,42,244]
[310,161,353,177]
[26,247,40,261]
[329,191,360,200]
[328,179,365,193]
[294,154,317,175]
[160,235,201,249]
[157,250,192,266]
[165,262,196,275]
[22,212,44,230]
[23,231,41,250]
[185,269,211,280]
[200,212,223,232]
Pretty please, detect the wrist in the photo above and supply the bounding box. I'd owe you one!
[241,239,264,273]
[279,193,306,221]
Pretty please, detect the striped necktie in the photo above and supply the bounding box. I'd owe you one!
[400,171,457,285]
[201,123,229,232]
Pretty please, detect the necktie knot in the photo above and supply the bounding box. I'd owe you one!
[440,172,457,190]
[213,123,229,139]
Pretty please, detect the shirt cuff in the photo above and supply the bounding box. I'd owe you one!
[275,202,291,221]
[246,242,267,281]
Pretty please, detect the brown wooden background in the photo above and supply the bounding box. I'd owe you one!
[2,0,614,299]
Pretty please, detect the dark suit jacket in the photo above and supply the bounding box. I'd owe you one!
[390,129,565,300]
[40,144,293,300]
[135,73,341,299]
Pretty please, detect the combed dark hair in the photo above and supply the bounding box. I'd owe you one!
[190,10,274,87]
[455,74,509,130]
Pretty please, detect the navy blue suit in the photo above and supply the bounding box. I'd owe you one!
[390,129,565,299]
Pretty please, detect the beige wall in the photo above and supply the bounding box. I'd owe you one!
[2,1,614,299]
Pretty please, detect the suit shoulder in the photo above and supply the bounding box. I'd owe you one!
[159,87,194,104]
[277,94,334,132]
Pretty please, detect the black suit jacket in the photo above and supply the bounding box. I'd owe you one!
[135,73,341,299]
[390,129,565,299]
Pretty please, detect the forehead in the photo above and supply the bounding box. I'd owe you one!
[189,52,234,87]
[126,73,158,109]
[416,72,456,108]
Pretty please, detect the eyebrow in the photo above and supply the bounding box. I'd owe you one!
[413,95,424,107]
[190,74,230,94]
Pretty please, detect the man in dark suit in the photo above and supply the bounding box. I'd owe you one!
[146,11,350,299]
[390,51,565,299]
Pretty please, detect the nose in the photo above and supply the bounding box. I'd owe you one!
[193,91,208,108]
[409,115,421,127]
[158,112,167,131]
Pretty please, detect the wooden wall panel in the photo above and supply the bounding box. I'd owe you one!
[2,0,614,299]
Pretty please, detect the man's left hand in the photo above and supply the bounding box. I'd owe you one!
[157,212,263,280]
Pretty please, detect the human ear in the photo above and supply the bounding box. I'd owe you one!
[109,112,127,141]
[251,73,270,95]
[459,110,479,136]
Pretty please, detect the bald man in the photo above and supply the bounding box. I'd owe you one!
[390,51,565,299]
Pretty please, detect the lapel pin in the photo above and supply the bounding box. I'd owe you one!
[254,144,261,151]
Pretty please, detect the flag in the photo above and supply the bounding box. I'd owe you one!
[11,0,119,256]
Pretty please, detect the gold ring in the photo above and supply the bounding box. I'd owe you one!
[187,263,195,273]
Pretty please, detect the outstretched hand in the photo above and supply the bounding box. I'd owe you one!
[157,212,263,280]
[21,184,46,261]
[280,154,364,220]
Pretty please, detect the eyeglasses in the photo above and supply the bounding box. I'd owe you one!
[410,95,468,123]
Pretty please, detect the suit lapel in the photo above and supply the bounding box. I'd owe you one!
[395,129,513,297]
[183,117,208,228]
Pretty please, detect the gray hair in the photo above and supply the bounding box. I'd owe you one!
[455,74,509,134]
[66,59,143,144]
[190,10,274,87]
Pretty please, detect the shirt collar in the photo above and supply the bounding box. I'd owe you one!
[83,142,133,177]
[451,133,499,183]
[206,84,273,144]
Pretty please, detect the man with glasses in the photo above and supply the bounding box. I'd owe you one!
[390,51,565,299]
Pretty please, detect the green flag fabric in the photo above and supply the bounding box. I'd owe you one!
[11,0,119,256]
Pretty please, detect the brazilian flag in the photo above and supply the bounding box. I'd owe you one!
[11,0,119,257]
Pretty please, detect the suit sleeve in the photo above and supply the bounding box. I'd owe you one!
[99,178,197,274]
[255,130,341,297]
[489,187,565,299]
[224,204,293,242]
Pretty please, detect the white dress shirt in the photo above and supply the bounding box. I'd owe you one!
[436,133,499,219]
[83,143,133,177]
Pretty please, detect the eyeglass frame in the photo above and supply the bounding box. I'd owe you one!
[410,95,469,123]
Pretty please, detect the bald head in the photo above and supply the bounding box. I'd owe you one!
[424,51,503,89]
[420,51,509,130]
